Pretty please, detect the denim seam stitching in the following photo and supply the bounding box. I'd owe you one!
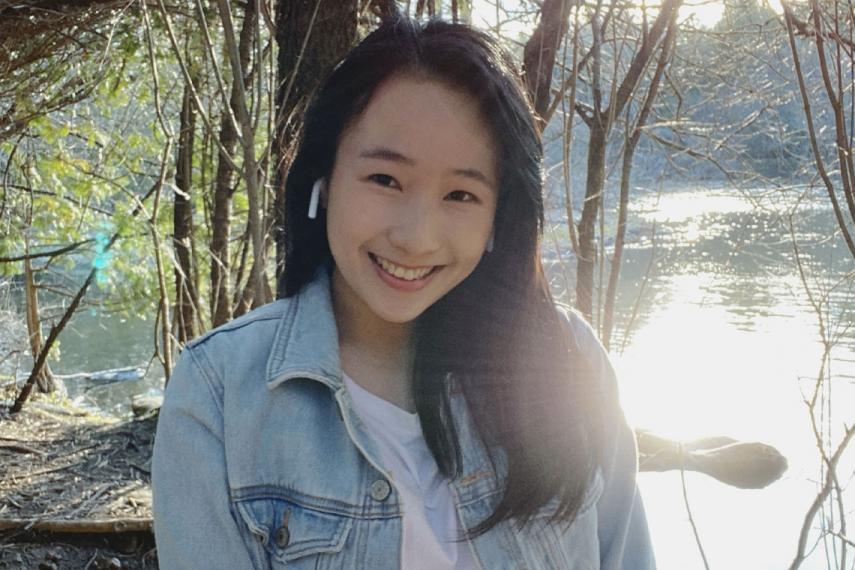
[275,517,354,561]
[185,347,225,418]
[266,293,299,377]
[231,485,399,519]
[185,307,286,351]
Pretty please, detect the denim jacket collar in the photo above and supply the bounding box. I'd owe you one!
[260,267,504,500]
[265,266,344,392]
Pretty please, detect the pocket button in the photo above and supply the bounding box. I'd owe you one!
[369,479,391,501]
[275,524,290,549]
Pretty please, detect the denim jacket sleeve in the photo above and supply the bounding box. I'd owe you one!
[152,347,262,569]
[563,309,656,570]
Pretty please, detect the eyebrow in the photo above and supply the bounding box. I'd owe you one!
[358,146,495,190]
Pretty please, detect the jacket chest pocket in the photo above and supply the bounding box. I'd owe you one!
[236,498,354,568]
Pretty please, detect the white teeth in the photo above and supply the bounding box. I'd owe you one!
[374,255,434,281]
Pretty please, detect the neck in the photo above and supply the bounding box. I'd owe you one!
[331,268,416,411]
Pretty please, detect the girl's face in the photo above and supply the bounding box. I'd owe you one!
[325,75,498,325]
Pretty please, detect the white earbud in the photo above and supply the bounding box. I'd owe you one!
[308,179,324,219]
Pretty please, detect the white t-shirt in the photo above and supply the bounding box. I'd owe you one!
[344,374,477,569]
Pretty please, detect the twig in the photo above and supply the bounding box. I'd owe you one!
[789,424,855,569]
[64,484,111,520]
[0,240,95,263]
[831,531,855,549]
[618,217,659,354]
[0,443,45,456]
[680,451,712,570]
[11,461,83,480]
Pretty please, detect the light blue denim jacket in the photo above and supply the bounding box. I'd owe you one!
[152,269,655,569]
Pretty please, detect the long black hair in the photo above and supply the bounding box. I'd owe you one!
[278,16,604,535]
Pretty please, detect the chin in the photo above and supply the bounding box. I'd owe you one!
[375,308,427,325]
[368,299,432,325]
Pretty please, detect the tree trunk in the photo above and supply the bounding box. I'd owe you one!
[781,0,855,259]
[523,0,572,123]
[13,271,94,413]
[217,0,266,309]
[23,246,55,393]
[174,78,198,344]
[574,0,681,323]
[576,121,606,322]
[602,14,677,349]
[273,0,358,296]
[602,134,634,350]
[210,0,256,327]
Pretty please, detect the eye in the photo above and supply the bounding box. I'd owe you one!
[446,190,480,203]
[367,173,399,189]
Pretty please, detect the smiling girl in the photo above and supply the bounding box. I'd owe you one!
[152,16,654,570]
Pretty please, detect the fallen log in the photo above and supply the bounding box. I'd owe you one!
[0,518,152,534]
[54,366,146,386]
[3,366,146,390]
[637,430,788,489]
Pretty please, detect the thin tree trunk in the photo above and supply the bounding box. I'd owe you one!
[602,134,635,350]
[218,0,266,309]
[23,242,55,393]
[151,144,175,381]
[174,78,198,344]
[576,122,606,322]
[523,0,573,125]
[602,13,677,350]
[232,227,252,317]
[574,0,681,321]
[210,0,256,327]
[809,0,855,226]
[561,11,581,256]
[12,272,94,413]
[782,1,855,258]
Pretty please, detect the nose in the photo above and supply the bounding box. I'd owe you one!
[387,195,442,257]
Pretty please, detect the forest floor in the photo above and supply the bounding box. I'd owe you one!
[0,389,157,569]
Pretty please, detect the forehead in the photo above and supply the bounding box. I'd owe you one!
[337,75,498,178]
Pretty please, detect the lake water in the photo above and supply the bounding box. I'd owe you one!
[18,185,855,569]
[543,186,854,570]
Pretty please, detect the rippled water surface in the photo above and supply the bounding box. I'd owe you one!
[543,186,854,570]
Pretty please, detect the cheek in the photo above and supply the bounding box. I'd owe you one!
[325,195,357,260]
[326,193,383,251]
[447,218,492,263]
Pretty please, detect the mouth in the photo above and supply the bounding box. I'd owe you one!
[368,252,442,289]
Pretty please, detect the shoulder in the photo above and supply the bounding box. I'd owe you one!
[185,299,292,352]
[554,303,603,357]
[171,298,294,394]
[553,303,619,397]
